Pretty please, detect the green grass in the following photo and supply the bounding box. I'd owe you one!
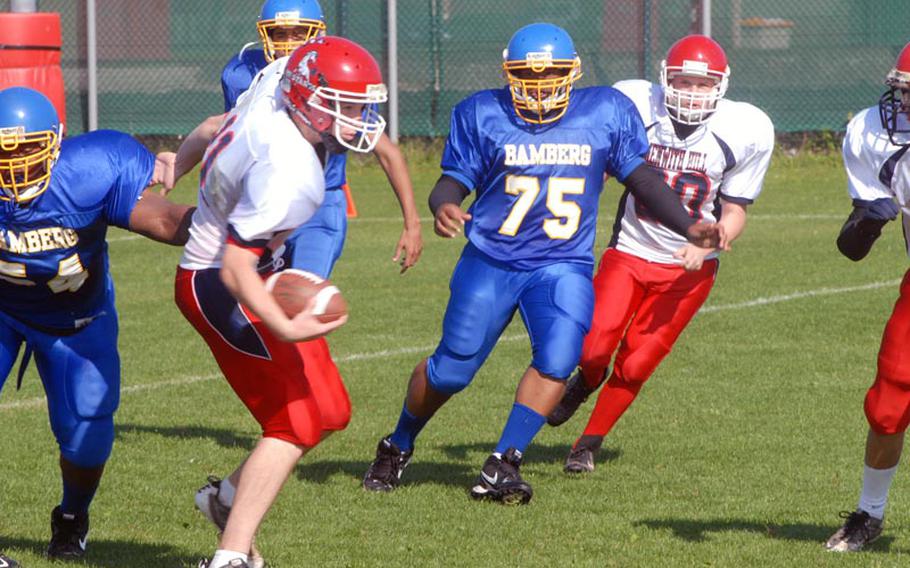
[2,150,909,566]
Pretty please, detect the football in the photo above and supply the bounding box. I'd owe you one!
[264,269,347,323]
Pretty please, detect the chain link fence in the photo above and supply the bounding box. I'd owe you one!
[2,0,908,136]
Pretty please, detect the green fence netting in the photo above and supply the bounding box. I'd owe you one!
[3,1,909,136]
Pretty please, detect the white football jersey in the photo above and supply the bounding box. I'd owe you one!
[611,80,774,264]
[180,57,325,270]
[843,106,910,257]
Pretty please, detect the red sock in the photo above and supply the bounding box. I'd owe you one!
[580,375,643,438]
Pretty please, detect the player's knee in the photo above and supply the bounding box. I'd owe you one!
[865,374,910,435]
[532,348,580,381]
[426,354,474,395]
[59,416,115,468]
[319,394,352,432]
[614,340,671,386]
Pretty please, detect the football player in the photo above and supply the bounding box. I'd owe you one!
[0,87,194,559]
[219,0,422,278]
[176,38,386,568]
[361,23,723,504]
[824,41,910,553]
[545,35,774,474]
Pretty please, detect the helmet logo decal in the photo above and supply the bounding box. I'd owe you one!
[274,10,302,24]
[296,50,319,91]
[680,60,710,75]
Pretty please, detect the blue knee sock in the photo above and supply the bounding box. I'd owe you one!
[389,402,429,452]
[495,403,546,455]
[60,478,99,515]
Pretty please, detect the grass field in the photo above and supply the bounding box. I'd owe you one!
[2,149,910,567]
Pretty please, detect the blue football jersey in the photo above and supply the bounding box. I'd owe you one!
[221,46,348,190]
[0,130,153,331]
[441,86,649,270]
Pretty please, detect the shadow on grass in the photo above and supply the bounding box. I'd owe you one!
[0,535,191,567]
[440,441,622,466]
[635,518,902,553]
[117,423,257,451]
[294,457,478,488]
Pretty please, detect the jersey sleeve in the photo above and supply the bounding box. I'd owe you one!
[605,93,649,182]
[227,159,320,251]
[440,97,485,191]
[101,132,156,229]
[718,108,775,204]
[843,111,894,202]
[221,56,249,112]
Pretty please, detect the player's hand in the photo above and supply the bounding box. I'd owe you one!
[860,198,900,222]
[151,152,177,196]
[685,221,728,251]
[673,244,714,272]
[434,203,472,238]
[392,224,423,274]
[275,311,348,343]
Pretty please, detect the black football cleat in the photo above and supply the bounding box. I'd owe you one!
[547,370,599,427]
[363,436,413,492]
[470,448,533,505]
[0,553,20,568]
[564,435,603,474]
[47,505,89,559]
[825,510,884,552]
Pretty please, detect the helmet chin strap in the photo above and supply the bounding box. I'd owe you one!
[320,130,348,154]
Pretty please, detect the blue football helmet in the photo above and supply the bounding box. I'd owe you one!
[502,23,582,124]
[0,87,62,203]
[258,0,326,62]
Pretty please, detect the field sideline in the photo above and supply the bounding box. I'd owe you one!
[2,150,909,567]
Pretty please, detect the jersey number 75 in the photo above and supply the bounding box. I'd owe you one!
[498,175,585,240]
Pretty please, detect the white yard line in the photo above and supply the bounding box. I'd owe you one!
[1,279,901,412]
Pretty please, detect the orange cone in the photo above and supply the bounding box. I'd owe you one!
[342,183,358,218]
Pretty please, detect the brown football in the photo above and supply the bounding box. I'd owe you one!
[264,269,347,323]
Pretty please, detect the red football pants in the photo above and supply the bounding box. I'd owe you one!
[175,267,350,448]
[578,248,717,439]
[865,268,910,435]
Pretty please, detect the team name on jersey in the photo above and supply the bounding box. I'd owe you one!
[646,144,707,173]
[504,143,592,166]
[0,227,79,254]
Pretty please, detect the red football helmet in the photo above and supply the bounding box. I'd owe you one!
[880,42,910,145]
[660,35,730,125]
[280,36,388,153]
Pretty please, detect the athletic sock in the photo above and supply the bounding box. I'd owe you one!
[389,402,429,452]
[60,478,98,515]
[210,550,248,566]
[494,403,546,455]
[858,464,898,520]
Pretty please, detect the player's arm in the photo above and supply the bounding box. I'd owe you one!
[428,174,472,238]
[837,198,900,261]
[127,190,195,245]
[371,133,423,272]
[674,200,748,271]
[159,113,228,196]
[220,242,345,342]
[623,163,724,249]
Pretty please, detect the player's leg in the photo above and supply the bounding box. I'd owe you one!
[570,258,717,472]
[29,307,121,559]
[176,268,329,565]
[280,189,348,278]
[0,313,24,394]
[470,262,594,504]
[548,248,646,426]
[364,246,519,491]
[826,270,910,552]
